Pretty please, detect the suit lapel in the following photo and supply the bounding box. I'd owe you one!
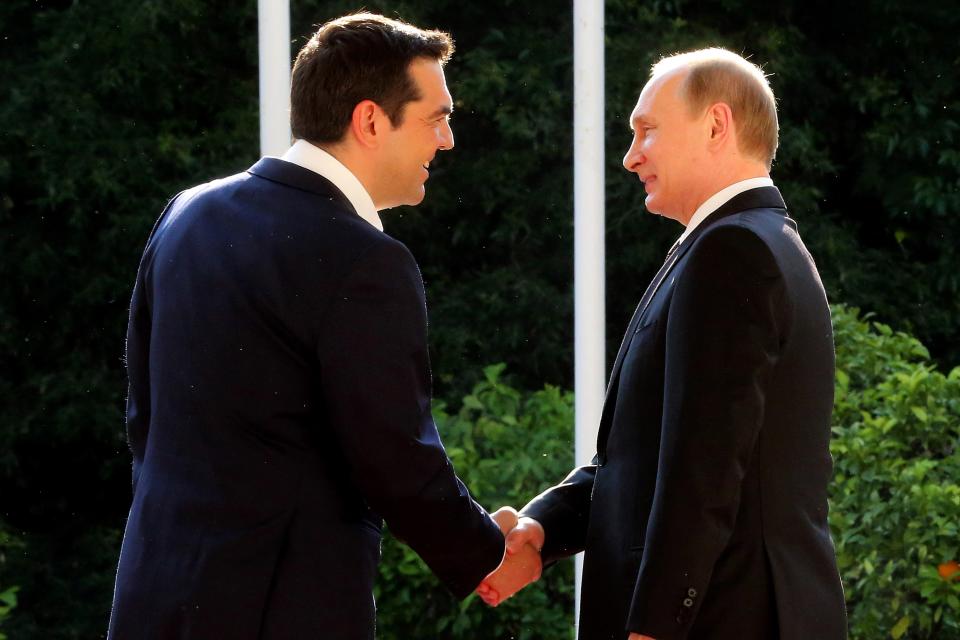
[605,186,786,392]
[604,246,682,394]
[595,187,788,459]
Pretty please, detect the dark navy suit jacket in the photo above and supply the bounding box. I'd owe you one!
[522,188,847,640]
[108,158,504,639]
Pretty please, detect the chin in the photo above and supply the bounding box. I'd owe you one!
[644,196,662,215]
[407,188,426,206]
[383,191,425,210]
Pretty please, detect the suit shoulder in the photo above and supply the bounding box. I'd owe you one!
[349,232,421,282]
[158,171,252,222]
[707,208,796,253]
[713,206,786,232]
[370,232,416,261]
[696,214,776,250]
[179,169,251,200]
[691,218,781,278]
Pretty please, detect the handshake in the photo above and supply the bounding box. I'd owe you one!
[475,507,546,606]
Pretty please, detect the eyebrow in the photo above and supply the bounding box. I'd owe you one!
[427,105,453,119]
[629,114,653,131]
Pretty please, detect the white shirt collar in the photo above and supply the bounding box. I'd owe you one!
[281,139,383,232]
[674,177,774,248]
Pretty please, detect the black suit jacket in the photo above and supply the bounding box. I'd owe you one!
[522,187,847,640]
[108,158,504,639]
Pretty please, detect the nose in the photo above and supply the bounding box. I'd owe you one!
[622,138,643,172]
[439,119,455,151]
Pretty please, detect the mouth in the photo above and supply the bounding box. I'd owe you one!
[641,175,656,192]
[420,158,437,184]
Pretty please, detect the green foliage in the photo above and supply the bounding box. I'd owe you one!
[375,364,575,640]
[0,588,18,640]
[373,310,960,640]
[1,526,123,639]
[0,522,23,640]
[830,305,960,639]
[1,1,259,635]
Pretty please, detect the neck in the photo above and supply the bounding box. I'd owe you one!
[721,153,769,185]
[317,141,384,210]
[711,154,769,191]
[679,159,769,225]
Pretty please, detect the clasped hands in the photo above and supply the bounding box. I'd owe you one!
[475,507,544,606]
[477,508,655,640]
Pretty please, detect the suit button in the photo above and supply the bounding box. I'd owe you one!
[676,615,684,623]
[683,598,693,607]
[687,588,697,598]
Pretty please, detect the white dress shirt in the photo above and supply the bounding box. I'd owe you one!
[673,177,774,250]
[281,139,383,232]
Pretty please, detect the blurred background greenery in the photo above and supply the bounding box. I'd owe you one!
[1,0,958,637]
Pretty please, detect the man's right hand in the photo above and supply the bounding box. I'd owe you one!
[503,516,545,557]
[475,511,545,606]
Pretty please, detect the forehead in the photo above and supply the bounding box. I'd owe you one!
[630,69,686,123]
[408,58,452,104]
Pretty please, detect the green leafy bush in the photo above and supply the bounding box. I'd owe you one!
[376,309,960,639]
[375,364,576,639]
[831,305,960,639]
[0,588,16,640]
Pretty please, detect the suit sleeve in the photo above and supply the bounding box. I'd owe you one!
[124,266,152,492]
[627,225,785,638]
[519,461,596,565]
[124,192,185,492]
[316,238,504,599]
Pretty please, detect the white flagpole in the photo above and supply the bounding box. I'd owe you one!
[258,0,291,157]
[573,0,606,630]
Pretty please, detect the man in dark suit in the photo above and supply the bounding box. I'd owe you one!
[480,48,848,639]
[108,13,509,639]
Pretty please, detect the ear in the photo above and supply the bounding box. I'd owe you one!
[348,100,386,149]
[706,101,734,150]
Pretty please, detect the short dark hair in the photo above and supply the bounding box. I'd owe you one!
[290,12,454,144]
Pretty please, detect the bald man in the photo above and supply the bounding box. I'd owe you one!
[483,49,847,640]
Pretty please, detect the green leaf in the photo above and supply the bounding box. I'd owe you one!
[462,395,483,410]
[890,615,910,639]
[0,587,17,609]
[836,369,850,389]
